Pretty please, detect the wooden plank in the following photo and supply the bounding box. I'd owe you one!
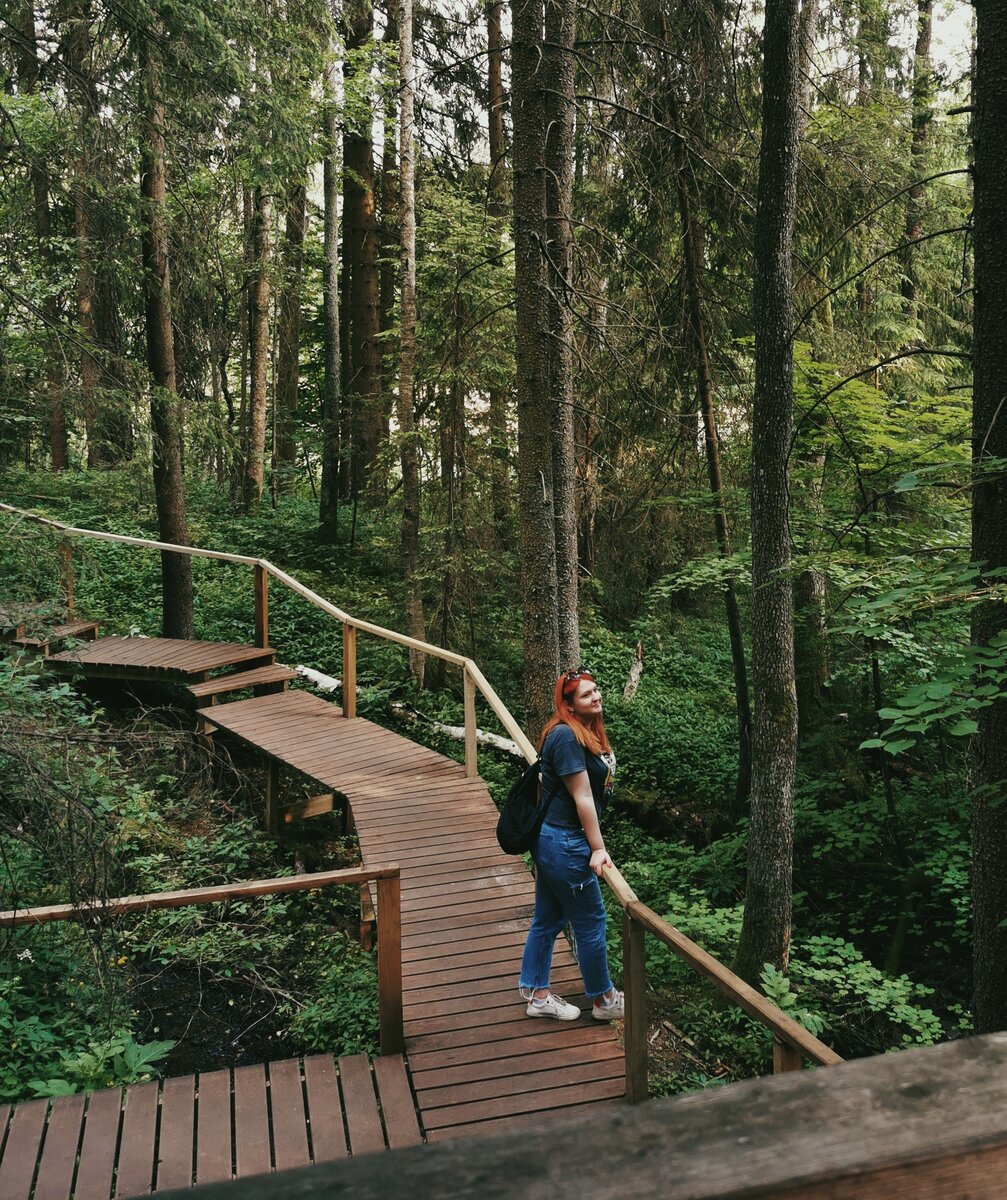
[233,1064,271,1178]
[283,793,335,823]
[410,1041,623,1090]
[423,1098,622,1144]
[188,665,296,699]
[302,1056,347,1163]
[115,1080,159,1198]
[623,908,648,1104]
[401,918,530,955]
[195,1069,232,1185]
[421,1077,626,1130]
[268,1060,310,1173]
[405,997,591,1040]
[404,950,525,985]
[400,903,533,938]
[377,876,403,1055]
[406,1025,616,1074]
[417,1058,625,1111]
[342,624,357,719]
[404,965,577,1004]
[156,1074,195,1192]
[337,1056,384,1155]
[254,563,268,648]
[73,1087,122,1200]
[0,1099,47,1200]
[373,1056,422,1150]
[2,866,401,927]
[406,1014,608,1056]
[32,1092,85,1200]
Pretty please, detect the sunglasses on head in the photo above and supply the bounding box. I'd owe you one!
[563,667,592,684]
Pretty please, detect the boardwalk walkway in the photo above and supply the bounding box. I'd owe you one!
[199,689,625,1142]
[0,1053,421,1200]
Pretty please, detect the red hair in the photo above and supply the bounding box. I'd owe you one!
[538,671,611,757]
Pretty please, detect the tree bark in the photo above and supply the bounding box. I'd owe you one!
[242,186,271,508]
[398,0,425,686]
[343,0,383,498]
[734,0,801,985]
[139,44,193,639]
[970,0,1007,1036]
[379,1,399,498]
[319,43,343,539]
[902,0,933,314]
[543,0,580,671]
[486,0,511,546]
[513,0,560,733]
[671,102,753,815]
[275,182,307,488]
[17,1,67,470]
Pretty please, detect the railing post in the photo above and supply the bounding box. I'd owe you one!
[343,623,357,718]
[254,563,268,648]
[377,873,403,1055]
[58,539,74,616]
[463,666,478,778]
[264,758,280,835]
[623,907,648,1103]
[774,1036,803,1074]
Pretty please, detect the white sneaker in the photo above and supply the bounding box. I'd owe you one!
[525,992,581,1021]
[592,990,624,1020]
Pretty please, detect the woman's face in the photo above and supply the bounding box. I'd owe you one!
[569,677,603,719]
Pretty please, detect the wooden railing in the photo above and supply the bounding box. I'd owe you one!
[0,503,537,773]
[601,862,842,1100]
[1,501,840,1098]
[0,865,404,1055]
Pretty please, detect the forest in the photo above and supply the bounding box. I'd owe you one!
[2,0,1007,1118]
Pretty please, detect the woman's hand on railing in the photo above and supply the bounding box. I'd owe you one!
[590,848,613,877]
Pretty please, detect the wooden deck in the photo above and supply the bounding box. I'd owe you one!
[11,635,623,1195]
[46,636,276,683]
[0,1053,420,1200]
[199,689,625,1142]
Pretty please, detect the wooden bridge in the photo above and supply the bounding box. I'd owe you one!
[0,503,840,1198]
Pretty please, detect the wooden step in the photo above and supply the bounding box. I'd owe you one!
[187,663,298,702]
[49,620,100,641]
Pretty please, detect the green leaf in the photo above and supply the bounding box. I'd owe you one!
[948,718,978,737]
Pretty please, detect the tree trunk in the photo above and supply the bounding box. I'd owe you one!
[319,43,342,539]
[486,0,511,546]
[970,0,1007,1036]
[513,0,560,733]
[379,1,399,499]
[139,45,193,639]
[17,1,67,470]
[242,186,271,508]
[398,0,425,686]
[343,0,383,498]
[671,101,753,815]
[797,0,820,130]
[543,0,580,671]
[275,182,307,489]
[902,0,933,315]
[733,0,801,985]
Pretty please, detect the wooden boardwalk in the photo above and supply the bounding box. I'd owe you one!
[199,689,625,1142]
[15,635,623,1195]
[0,1053,420,1200]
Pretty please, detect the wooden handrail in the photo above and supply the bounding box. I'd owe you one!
[1,866,404,1055]
[2,502,839,1091]
[600,863,841,1100]
[0,502,537,770]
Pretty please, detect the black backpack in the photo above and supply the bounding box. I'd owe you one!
[496,758,554,854]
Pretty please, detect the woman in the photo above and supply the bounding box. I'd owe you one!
[518,668,624,1021]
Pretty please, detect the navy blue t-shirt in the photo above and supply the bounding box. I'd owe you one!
[539,723,616,830]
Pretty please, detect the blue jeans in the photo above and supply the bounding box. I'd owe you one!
[518,822,614,998]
